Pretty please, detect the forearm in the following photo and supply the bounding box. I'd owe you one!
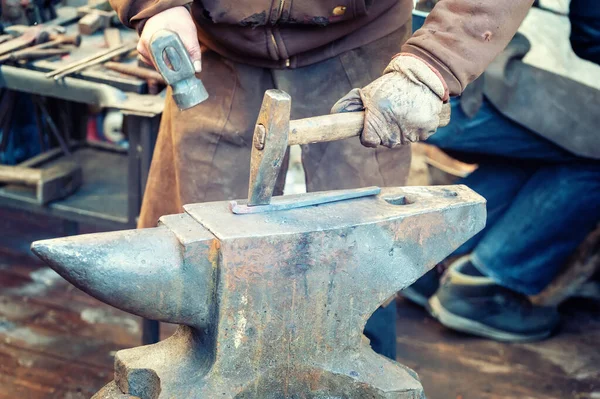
[402,0,534,96]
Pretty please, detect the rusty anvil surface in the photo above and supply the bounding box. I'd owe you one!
[31,185,485,399]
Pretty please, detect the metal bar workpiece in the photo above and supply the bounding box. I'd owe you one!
[230,186,381,214]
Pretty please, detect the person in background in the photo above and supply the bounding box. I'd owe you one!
[403,0,600,342]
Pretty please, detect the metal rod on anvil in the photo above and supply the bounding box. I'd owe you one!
[231,186,381,214]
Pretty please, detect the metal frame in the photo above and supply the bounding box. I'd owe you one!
[0,65,164,116]
[0,64,163,227]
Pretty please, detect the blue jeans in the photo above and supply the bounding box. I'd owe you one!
[364,302,396,360]
[426,98,600,295]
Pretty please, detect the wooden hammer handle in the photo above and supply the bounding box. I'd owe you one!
[288,103,451,146]
[49,33,82,46]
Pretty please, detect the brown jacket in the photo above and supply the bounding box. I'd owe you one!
[110,0,533,96]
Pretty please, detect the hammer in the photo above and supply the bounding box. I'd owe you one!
[240,89,451,213]
[0,33,81,63]
[148,29,208,110]
[0,25,52,56]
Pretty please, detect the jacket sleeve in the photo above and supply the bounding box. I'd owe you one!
[402,0,534,96]
[109,0,191,33]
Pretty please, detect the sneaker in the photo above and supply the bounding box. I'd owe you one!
[428,256,560,342]
[401,268,440,308]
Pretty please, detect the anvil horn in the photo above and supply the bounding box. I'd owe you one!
[31,225,213,327]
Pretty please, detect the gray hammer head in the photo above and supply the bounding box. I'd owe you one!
[247,90,291,206]
[149,29,208,110]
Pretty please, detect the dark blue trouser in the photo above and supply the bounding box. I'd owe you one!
[427,98,600,295]
[364,302,397,360]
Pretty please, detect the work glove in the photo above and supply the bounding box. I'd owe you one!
[331,54,450,148]
[137,6,202,73]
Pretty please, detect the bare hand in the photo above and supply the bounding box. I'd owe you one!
[137,6,202,73]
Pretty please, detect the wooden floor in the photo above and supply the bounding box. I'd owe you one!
[1,210,599,399]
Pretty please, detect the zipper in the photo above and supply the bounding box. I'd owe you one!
[276,0,286,21]
[270,0,290,67]
[269,32,280,57]
[269,32,290,67]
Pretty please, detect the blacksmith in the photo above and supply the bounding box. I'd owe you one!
[108,0,535,358]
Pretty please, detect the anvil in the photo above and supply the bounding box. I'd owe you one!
[31,185,485,398]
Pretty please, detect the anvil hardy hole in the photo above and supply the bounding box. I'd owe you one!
[384,195,413,206]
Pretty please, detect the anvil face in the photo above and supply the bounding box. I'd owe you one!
[31,185,486,399]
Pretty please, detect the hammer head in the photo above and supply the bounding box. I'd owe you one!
[149,29,208,110]
[247,90,291,206]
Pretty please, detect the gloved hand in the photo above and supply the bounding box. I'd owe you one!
[331,54,450,148]
[137,6,202,73]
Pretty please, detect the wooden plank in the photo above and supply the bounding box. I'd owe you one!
[0,344,110,398]
[0,293,141,348]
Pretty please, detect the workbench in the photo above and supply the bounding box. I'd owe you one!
[0,6,163,231]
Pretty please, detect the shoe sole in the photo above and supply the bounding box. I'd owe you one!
[400,287,431,310]
[428,296,551,343]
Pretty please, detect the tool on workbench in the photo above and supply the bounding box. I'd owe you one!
[231,89,451,214]
[0,48,71,63]
[0,162,81,204]
[148,29,208,110]
[0,34,81,64]
[0,25,58,56]
[103,27,122,48]
[104,61,165,83]
[3,24,65,36]
[77,0,119,35]
[104,61,165,94]
[45,33,83,48]
[78,10,114,35]
[45,41,136,80]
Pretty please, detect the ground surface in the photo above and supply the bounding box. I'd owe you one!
[1,208,599,399]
